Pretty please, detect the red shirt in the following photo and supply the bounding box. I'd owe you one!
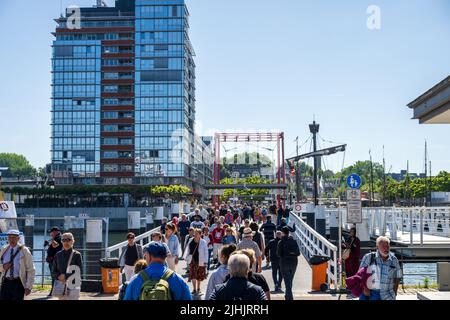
[212,227,225,244]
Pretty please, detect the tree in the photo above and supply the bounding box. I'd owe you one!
[0,153,37,178]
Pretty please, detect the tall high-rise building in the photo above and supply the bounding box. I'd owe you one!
[51,0,212,192]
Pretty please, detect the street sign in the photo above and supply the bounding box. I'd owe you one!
[294,202,302,212]
[0,201,17,219]
[346,189,361,201]
[346,174,361,189]
[347,201,362,223]
[346,189,362,223]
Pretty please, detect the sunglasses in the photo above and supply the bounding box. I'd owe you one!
[61,238,73,242]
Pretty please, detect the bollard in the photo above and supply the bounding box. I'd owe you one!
[315,206,326,237]
[328,210,339,245]
[128,211,141,236]
[85,219,103,282]
[24,215,34,250]
[154,207,164,228]
[146,210,154,231]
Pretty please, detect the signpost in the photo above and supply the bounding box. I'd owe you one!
[346,176,362,224]
[346,189,362,224]
[294,202,302,213]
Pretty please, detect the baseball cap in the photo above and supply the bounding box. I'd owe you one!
[48,226,60,233]
[145,242,168,259]
[7,229,20,236]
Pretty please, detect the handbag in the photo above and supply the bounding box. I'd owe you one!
[52,250,80,299]
[342,238,355,260]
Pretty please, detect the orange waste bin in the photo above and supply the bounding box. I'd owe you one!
[99,258,120,294]
[101,267,120,294]
[311,262,328,291]
[310,255,330,292]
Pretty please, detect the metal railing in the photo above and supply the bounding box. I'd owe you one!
[327,207,450,244]
[105,226,160,258]
[290,211,338,291]
[29,248,108,287]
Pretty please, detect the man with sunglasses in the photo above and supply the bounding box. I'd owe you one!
[119,233,143,282]
[0,229,35,301]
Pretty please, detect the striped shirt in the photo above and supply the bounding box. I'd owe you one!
[359,251,402,300]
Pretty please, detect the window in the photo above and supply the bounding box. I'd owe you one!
[103,164,118,172]
[103,151,118,159]
[102,138,118,145]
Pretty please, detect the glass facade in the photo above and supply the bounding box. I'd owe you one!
[51,0,212,190]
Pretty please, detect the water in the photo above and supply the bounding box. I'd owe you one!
[402,263,437,286]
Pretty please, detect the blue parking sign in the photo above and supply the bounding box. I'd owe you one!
[347,174,361,189]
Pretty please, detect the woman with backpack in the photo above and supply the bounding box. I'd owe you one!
[183,228,208,296]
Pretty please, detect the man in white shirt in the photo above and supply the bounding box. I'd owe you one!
[0,229,35,301]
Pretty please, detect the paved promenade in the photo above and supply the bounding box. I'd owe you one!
[25,255,419,300]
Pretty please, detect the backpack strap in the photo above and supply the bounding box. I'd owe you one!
[369,252,377,266]
[139,270,150,283]
[161,269,174,282]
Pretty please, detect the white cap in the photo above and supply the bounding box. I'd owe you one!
[7,229,20,236]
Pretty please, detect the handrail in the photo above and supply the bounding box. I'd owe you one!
[105,226,160,258]
[290,211,338,291]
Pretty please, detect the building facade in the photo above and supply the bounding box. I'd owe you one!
[51,0,212,192]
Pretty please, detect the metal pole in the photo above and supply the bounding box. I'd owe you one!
[309,121,320,206]
[41,250,45,287]
[420,208,424,245]
[338,196,342,289]
[409,209,413,245]
[104,217,109,257]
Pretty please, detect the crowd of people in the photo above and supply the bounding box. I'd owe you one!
[118,201,301,300]
[0,201,403,301]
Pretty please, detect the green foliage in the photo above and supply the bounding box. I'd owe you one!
[220,176,271,200]
[0,153,37,178]
[149,185,191,196]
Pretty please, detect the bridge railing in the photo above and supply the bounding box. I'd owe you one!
[363,207,450,244]
[290,211,338,290]
[105,226,160,258]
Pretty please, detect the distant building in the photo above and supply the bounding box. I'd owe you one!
[388,170,426,182]
[407,75,450,124]
[50,0,212,191]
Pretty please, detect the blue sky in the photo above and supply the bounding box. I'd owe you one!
[0,0,449,174]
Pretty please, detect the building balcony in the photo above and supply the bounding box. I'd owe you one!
[102,40,134,46]
[101,92,134,98]
[56,27,135,33]
[101,118,134,124]
[101,145,134,151]
[100,172,134,178]
[101,105,134,111]
[101,53,134,59]
[101,131,134,137]
[102,66,135,72]
[100,158,135,165]
[101,79,134,85]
